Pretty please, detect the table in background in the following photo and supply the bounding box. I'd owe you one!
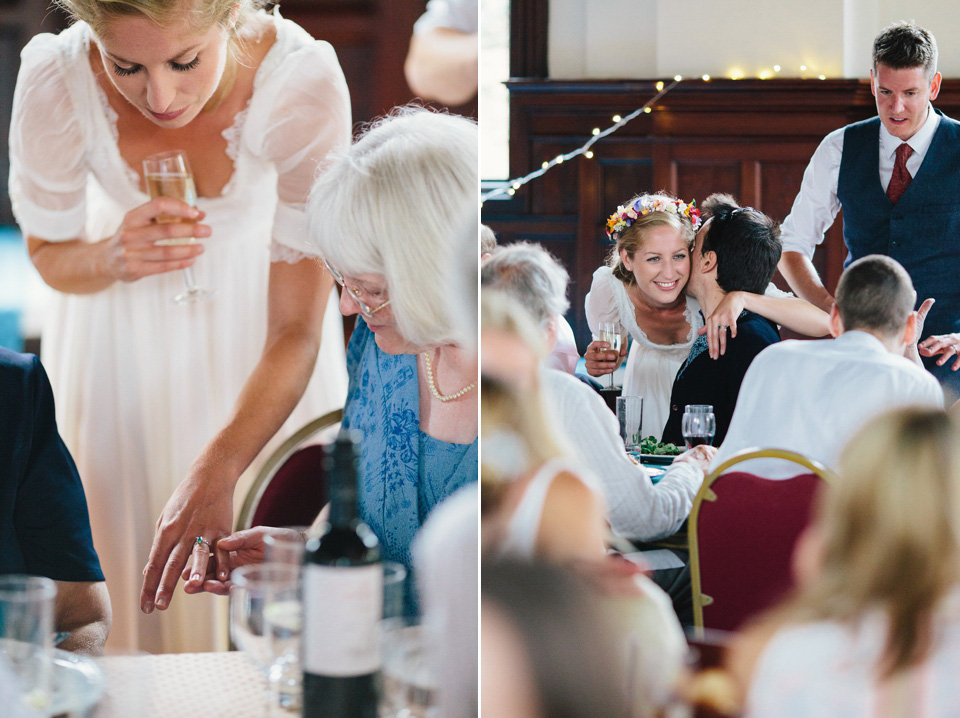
[96,652,266,717]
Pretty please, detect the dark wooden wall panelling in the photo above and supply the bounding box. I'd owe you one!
[481,77,960,350]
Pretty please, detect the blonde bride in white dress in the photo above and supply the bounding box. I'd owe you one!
[10,0,349,652]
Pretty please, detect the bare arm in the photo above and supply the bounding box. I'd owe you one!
[702,290,830,358]
[536,471,608,562]
[404,27,478,106]
[53,581,111,656]
[141,258,333,612]
[777,251,835,313]
[26,198,208,294]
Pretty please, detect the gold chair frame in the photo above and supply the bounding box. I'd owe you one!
[688,447,837,634]
[235,408,343,531]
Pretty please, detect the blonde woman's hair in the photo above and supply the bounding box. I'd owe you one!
[308,107,478,348]
[55,0,262,40]
[608,192,696,286]
[791,407,960,676]
[480,291,566,515]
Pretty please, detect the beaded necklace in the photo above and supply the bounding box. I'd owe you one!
[422,350,477,402]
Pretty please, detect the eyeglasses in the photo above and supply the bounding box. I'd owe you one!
[323,259,392,318]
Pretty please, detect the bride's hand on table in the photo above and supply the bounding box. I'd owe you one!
[584,339,626,377]
[179,527,305,595]
[700,292,747,359]
[140,472,234,613]
[106,198,210,282]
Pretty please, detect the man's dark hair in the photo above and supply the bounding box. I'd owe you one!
[835,255,916,338]
[700,194,781,295]
[873,21,938,79]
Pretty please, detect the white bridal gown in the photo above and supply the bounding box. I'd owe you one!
[9,13,350,653]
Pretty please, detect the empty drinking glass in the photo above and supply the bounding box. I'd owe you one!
[0,575,56,715]
[616,395,644,450]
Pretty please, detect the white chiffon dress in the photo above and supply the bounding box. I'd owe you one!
[585,265,703,439]
[9,13,351,653]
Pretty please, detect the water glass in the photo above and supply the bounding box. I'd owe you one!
[681,405,716,449]
[0,575,56,714]
[230,563,301,714]
[616,395,644,450]
[264,530,307,566]
[380,618,436,718]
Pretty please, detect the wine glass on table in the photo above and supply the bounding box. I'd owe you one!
[681,405,716,449]
[230,563,301,716]
[142,150,214,305]
[598,321,624,388]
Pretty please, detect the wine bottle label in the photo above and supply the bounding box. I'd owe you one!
[302,564,383,676]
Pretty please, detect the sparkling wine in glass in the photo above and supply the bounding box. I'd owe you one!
[598,321,624,388]
[142,150,214,304]
[681,405,716,449]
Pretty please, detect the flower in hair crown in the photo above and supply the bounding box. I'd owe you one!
[605,196,702,238]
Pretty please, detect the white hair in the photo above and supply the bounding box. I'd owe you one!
[480,241,570,326]
[307,107,478,347]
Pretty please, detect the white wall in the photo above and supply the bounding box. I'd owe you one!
[549,0,960,80]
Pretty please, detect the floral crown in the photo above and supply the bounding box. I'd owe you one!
[605,196,702,238]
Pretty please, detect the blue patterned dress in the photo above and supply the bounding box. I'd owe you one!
[341,320,478,586]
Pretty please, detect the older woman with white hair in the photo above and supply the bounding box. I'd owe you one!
[308,109,478,574]
[182,108,478,606]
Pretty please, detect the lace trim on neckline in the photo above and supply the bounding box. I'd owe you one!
[95,82,141,189]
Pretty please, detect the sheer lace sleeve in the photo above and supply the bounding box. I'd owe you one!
[9,34,88,241]
[584,266,621,337]
[245,21,351,259]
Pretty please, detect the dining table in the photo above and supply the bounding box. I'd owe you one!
[92,651,267,717]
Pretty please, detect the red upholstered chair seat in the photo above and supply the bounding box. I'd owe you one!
[689,448,836,632]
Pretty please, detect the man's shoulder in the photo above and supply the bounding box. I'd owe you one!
[734,312,781,346]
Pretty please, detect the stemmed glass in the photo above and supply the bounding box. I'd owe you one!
[230,563,301,716]
[598,320,624,388]
[681,404,716,448]
[142,150,214,305]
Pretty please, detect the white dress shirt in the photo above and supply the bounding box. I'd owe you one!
[540,368,704,541]
[711,331,944,478]
[780,105,941,257]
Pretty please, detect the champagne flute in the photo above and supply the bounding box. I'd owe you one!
[681,405,716,449]
[142,150,214,305]
[598,321,623,388]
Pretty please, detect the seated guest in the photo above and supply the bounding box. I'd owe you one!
[0,348,110,655]
[183,109,478,611]
[714,255,943,476]
[661,195,782,446]
[728,408,960,717]
[481,230,581,375]
[481,242,714,542]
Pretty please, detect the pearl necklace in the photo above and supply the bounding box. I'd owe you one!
[422,350,477,402]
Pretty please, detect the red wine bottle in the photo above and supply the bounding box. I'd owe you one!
[302,432,382,718]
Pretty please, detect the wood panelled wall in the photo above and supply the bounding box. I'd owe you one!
[481,78,960,350]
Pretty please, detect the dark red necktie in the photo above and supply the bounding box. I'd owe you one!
[887,143,914,204]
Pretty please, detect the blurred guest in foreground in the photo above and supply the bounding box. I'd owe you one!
[728,407,960,717]
[0,348,110,655]
[481,293,688,712]
[482,559,633,718]
[404,0,478,106]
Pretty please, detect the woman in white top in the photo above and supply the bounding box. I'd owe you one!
[10,0,350,652]
[728,407,960,718]
[585,193,828,438]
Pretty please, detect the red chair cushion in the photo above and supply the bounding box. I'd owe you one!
[696,471,822,631]
[250,445,328,528]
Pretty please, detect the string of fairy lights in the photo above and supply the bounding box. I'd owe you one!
[481,66,831,205]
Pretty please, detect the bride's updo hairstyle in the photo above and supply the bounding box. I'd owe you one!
[605,192,698,287]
